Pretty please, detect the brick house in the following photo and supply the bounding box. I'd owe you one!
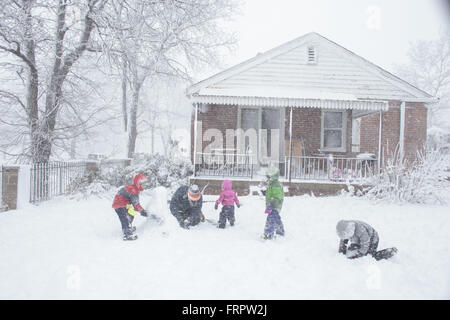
[186,32,436,195]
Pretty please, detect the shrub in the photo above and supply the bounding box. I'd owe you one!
[364,147,450,205]
[69,153,193,198]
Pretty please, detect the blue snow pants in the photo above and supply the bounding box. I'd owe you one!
[115,208,134,236]
[264,210,285,238]
[218,205,235,228]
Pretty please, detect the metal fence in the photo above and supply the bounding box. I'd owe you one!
[30,161,87,203]
[285,156,377,182]
[194,152,255,178]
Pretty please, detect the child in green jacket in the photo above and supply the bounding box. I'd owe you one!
[263,166,285,239]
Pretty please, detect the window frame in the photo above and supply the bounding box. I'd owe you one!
[320,109,347,152]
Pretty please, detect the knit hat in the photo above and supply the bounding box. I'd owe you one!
[336,220,356,239]
[187,184,201,201]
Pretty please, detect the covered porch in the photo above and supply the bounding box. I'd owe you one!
[191,90,388,184]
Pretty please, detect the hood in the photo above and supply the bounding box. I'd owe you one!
[133,173,147,191]
[222,179,232,191]
[266,166,280,181]
[336,220,356,239]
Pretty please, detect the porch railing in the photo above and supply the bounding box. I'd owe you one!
[285,156,377,182]
[194,152,255,178]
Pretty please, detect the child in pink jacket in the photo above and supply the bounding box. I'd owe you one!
[214,179,240,228]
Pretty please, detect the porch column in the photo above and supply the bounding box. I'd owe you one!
[288,106,293,182]
[193,103,199,177]
[399,101,405,161]
[378,110,383,174]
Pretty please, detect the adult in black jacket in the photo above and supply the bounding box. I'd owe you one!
[170,185,203,229]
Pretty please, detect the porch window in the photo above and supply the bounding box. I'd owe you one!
[321,110,347,152]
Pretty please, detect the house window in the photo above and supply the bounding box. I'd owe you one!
[321,110,347,152]
[307,46,317,64]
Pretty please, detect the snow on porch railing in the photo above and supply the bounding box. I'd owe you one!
[194,152,255,178]
[285,155,377,182]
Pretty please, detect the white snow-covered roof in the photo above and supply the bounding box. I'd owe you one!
[192,86,388,111]
[191,94,388,111]
[198,87,357,100]
[187,32,436,110]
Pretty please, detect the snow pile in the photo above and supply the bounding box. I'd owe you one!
[0,190,449,299]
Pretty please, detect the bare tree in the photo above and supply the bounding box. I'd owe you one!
[394,29,450,130]
[99,0,238,158]
[0,0,108,163]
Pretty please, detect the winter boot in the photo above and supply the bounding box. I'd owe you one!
[261,234,273,240]
[373,247,398,261]
[123,234,138,241]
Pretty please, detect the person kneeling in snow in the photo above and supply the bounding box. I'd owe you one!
[170,184,203,229]
[336,220,397,260]
[262,166,285,240]
[112,173,149,241]
[214,179,240,228]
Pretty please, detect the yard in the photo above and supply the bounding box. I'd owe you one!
[0,187,449,300]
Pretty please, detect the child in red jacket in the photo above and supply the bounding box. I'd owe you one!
[112,173,149,240]
[214,179,240,228]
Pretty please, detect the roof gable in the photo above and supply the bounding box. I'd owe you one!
[187,32,434,102]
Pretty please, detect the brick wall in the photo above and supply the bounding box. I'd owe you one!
[360,102,400,160]
[359,101,427,164]
[191,104,238,161]
[405,102,427,162]
[285,108,321,156]
[190,177,365,197]
[285,108,354,157]
[190,101,428,164]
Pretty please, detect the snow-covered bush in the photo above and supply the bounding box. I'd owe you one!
[364,147,450,205]
[103,153,193,190]
[68,153,193,198]
[68,178,116,200]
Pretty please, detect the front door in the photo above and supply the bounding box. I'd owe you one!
[240,108,259,164]
[239,107,283,169]
[261,108,281,166]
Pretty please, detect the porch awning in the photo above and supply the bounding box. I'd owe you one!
[189,87,388,111]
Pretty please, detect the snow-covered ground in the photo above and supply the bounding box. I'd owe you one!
[0,188,449,299]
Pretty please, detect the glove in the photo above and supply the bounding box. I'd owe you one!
[338,239,348,255]
[264,204,273,214]
[200,212,205,222]
[347,251,363,259]
[140,209,148,217]
[346,243,362,259]
[237,204,240,208]
[348,243,361,251]
[179,219,190,229]
[214,203,218,210]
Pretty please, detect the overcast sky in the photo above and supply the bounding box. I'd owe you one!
[197,0,449,81]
